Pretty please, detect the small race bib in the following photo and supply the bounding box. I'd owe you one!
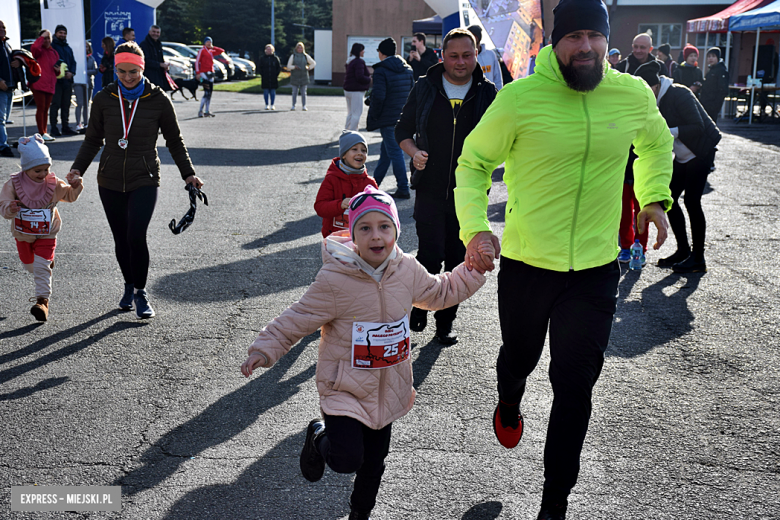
[333,211,349,230]
[14,209,52,235]
[351,315,411,369]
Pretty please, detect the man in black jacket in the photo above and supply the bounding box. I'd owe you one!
[139,25,171,92]
[396,28,496,343]
[0,19,21,157]
[700,47,729,121]
[50,24,77,136]
[615,33,669,77]
[407,33,439,81]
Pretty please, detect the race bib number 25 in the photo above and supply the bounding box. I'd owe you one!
[351,315,411,369]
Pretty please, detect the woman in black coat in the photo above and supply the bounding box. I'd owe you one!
[259,44,281,110]
[99,37,114,89]
[637,61,720,274]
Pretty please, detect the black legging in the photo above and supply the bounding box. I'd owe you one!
[99,185,158,290]
[668,156,709,257]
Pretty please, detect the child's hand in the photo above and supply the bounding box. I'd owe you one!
[477,242,495,262]
[8,200,21,214]
[241,353,267,377]
[66,172,82,188]
[341,198,350,210]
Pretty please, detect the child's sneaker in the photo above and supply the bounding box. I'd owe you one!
[617,249,631,263]
[30,297,49,322]
[300,419,326,482]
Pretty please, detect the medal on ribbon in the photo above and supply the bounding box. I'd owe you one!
[118,89,139,150]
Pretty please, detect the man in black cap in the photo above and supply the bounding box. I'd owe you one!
[366,37,414,199]
[656,42,677,77]
[615,32,669,77]
[50,24,77,136]
[454,0,674,518]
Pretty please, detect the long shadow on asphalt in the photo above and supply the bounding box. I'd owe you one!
[179,142,339,167]
[116,333,319,497]
[462,500,503,519]
[608,271,702,358]
[0,376,69,401]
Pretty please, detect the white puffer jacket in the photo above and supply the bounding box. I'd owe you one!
[247,232,486,429]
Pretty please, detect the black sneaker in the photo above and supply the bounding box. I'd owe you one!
[49,127,62,137]
[390,190,411,199]
[657,249,690,268]
[672,255,707,274]
[434,321,458,345]
[409,307,427,332]
[537,502,567,520]
[62,126,78,135]
[348,509,371,520]
[300,419,326,482]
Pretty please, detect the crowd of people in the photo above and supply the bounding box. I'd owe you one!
[0,2,737,518]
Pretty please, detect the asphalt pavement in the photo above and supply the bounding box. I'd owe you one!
[1,92,779,520]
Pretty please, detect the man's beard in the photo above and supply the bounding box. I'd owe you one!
[557,54,604,93]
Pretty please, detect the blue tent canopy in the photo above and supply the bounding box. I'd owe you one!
[730,0,780,30]
[413,15,443,35]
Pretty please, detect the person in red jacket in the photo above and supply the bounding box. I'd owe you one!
[30,30,60,140]
[314,131,378,238]
[194,36,225,117]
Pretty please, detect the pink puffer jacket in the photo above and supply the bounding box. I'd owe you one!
[248,235,486,430]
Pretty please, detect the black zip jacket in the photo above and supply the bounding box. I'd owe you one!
[395,63,496,200]
[699,61,729,120]
[616,54,669,77]
[658,82,721,160]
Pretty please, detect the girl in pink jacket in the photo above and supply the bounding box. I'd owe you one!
[241,187,491,519]
[0,135,83,321]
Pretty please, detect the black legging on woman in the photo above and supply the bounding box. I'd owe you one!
[98,186,157,290]
[668,156,709,260]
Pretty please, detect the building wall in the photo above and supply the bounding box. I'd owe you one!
[331,0,435,86]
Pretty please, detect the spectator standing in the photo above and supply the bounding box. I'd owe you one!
[259,44,281,110]
[615,33,669,76]
[343,43,371,130]
[0,19,21,157]
[673,44,703,95]
[700,47,729,121]
[407,33,439,81]
[74,41,98,132]
[50,24,77,136]
[454,1,673,517]
[636,61,720,273]
[396,28,496,344]
[657,43,677,77]
[195,37,225,118]
[366,38,414,199]
[138,25,171,92]
[287,42,316,111]
[30,30,59,141]
[467,25,503,90]
[118,27,135,46]
[607,48,620,68]
[100,37,115,89]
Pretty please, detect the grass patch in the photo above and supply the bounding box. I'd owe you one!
[214,72,343,96]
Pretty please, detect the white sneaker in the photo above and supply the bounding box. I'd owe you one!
[290,106,296,111]
[271,105,276,110]
[265,105,270,110]
[302,106,308,111]
[76,123,85,130]
[41,133,56,142]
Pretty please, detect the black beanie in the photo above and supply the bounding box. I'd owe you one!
[55,24,67,34]
[635,60,661,87]
[377,38,396,57]
[467,25,483,45]
[707,46,721,60]
[551,0,610,48]
[658,43,671,56]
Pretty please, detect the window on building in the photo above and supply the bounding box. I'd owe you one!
[694,32,727,48]
[638,24,683,48]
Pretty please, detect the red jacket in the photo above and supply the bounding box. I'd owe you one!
[195,45,225,75]
[314,158,378,238]
[30,36,59,94]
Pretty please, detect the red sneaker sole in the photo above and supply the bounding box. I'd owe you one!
[493,405,523,449]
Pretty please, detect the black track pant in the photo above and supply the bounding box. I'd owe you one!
[668,156,709,257]
[50,80,72,128]
[317,413,392,515]
[99,185,158,290]
[413,194,466,326]
[496,258,620,504]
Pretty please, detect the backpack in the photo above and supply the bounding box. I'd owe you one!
[10,49,41,91]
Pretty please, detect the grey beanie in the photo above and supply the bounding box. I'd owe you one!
[339,130,367,158]
[19,134,52,171]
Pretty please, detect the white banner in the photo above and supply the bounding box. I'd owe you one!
[0,0,22,50]
[40,0,87,85]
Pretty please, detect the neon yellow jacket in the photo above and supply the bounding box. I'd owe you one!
[454,45,673,272]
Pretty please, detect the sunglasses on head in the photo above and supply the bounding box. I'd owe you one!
[349,193,392,212]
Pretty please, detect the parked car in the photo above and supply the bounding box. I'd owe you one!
[164,41,226,81]
[229,55,256,79]
[188,45,235,80]
[161,48,193,80]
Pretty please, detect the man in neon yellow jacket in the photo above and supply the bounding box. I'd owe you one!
[454,0,673,518]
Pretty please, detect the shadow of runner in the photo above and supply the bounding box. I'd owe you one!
[608,272,701,358]
[175,142,339,167]
[116,333,320,497]
[242,215,323,249]
[413,337,449,390]
[162,429,354,520]
[0,377,69,401]
[462,500,503,519]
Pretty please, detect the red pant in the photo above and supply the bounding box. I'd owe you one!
[32,90,53,135]
[619,184,647,251]
[16,238,56,264]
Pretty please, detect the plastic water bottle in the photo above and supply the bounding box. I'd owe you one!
[629,239,643,271]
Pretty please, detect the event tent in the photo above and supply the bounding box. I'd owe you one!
[687,0,774,33]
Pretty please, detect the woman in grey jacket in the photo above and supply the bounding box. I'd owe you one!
[287,42,316,111]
